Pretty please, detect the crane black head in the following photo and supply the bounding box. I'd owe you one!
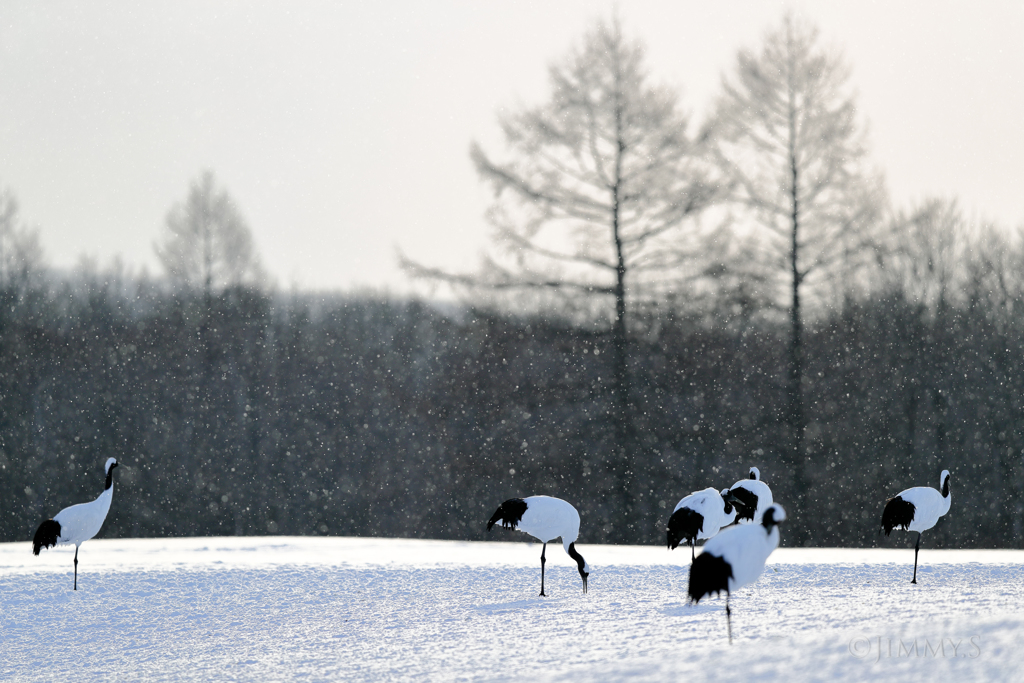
[721,488,740,514]
[941,469,950,498]
[761,504,786,531]
[724,486,758,522]
[748,466,760,481]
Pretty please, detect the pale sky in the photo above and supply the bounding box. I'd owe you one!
[2,1,1022,293]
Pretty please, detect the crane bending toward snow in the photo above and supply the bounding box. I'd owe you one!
[666,487,739,561]
[487,495,590,596]
[880,469,951,584]
[688,503,786,644]
[726,466,773,524]
[32,457,119,590]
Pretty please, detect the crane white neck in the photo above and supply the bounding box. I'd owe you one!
[103,458,118,490]
[938,470,951,517]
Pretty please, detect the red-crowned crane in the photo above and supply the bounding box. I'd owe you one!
[666,487,739,561]
[32,457,119,590]
[881,469,951,584]
[726,466,773,524]
[688,503,786,644]
[487,495,590,596]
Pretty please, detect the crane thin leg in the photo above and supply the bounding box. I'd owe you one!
[912,532,921,584]
[726,593,733,645]
[539,542,547,597]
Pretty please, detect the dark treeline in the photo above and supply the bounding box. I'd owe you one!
[2,255,1022,548]
[3,14,1024,549]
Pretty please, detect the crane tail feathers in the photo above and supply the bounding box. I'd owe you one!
[688,551,732,604]
[881,496,915,536]
[730,488,759,523]
[487,498,527,531]
[666,507,703,550]
[32,519,61,555]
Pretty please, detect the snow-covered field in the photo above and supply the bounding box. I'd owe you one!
[2,537,1022,682]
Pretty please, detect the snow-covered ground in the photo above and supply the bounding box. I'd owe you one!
[2,537,1022,682]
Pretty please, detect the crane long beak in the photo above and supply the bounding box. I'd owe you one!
[581,574,589,594]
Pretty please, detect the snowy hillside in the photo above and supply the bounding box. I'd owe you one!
[2,537,1022,681]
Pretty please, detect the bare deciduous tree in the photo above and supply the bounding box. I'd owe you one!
[155,170,264,300]
[403,18,716,512]
[883,199,974,319]
[0,184,44,296]
[705,13,885,520]
[155,170,266,491]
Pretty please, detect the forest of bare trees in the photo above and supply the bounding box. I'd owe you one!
[2,15,1023,548]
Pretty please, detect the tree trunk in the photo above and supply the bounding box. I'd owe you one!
[609,84,636,537]
[786,98,809,536]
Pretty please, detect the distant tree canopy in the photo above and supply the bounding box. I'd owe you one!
[0,183,44,298]
[155,170,265,297]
